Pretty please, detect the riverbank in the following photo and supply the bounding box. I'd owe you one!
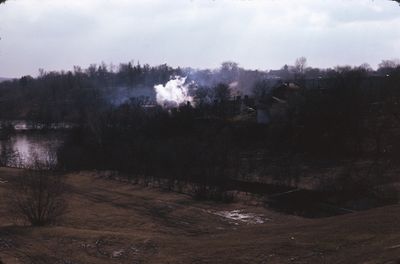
[0,168,399,263]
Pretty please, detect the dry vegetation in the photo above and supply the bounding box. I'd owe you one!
[0,167,399,264]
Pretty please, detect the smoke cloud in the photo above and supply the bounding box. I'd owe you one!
[154,76,193,108]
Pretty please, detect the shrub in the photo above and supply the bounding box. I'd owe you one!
[6,159,67,226]
[191,184,236,203]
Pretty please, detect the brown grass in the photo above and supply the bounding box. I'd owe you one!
[0,167,399,263]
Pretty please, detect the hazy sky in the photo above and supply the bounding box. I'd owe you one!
[0,0,400,77]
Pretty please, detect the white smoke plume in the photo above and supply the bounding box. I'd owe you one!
[154,76,193,108]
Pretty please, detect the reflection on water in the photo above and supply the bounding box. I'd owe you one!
[0,132,65,167]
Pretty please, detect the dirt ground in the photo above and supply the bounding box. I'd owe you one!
[0,167,399,264]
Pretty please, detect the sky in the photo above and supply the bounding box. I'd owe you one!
[0,0,399,77]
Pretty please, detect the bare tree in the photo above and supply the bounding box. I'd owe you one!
[378,59,400,69]
[5,156,67,226]
[294,57,307,74]
[358,63,373,72]
[0,142,18,167]
[214,83,231,102]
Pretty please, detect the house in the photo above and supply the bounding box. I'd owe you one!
[256,82,303,125]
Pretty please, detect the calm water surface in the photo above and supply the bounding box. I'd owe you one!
[0,131,66,167]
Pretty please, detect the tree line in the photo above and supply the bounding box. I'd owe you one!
[1,60,400,202]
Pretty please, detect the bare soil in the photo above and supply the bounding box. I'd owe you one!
[0,168,399,264]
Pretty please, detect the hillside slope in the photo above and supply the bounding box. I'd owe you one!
[0,168,399,264]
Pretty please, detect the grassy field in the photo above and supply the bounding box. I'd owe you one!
[0,168,399,264]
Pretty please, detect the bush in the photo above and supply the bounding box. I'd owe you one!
[191,184,236,203]
[6,160,67,226]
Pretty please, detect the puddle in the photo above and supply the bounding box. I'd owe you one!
[112,249,125,258]
[212,209,269,224]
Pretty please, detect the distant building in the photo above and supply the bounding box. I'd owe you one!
[255,82,303,125]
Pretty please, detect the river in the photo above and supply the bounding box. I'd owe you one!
[0,121,69,167]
